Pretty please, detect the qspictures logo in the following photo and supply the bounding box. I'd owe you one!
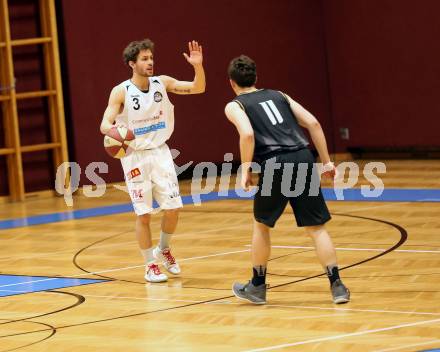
[54,150,386,207]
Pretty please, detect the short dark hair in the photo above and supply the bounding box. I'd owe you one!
[122,39,155,65]
[228,55,257,87]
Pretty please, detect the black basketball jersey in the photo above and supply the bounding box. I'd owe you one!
[233,89,309,161]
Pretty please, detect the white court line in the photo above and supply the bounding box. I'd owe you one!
[0,223,244,263]
[246,245,440,254]
[0,241,138,263]
[179,249,250,262]
[242,317,440,352]
[0,289,29,293]
[373,339,440,352]
[77,294,440,317]
[263,304,440,317]
[331,202,410,213]
[278,313,349,320]
[0,248,250,289]
[82,295,207,304]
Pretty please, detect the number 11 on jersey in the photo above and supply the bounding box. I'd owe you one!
[259,100,284,125]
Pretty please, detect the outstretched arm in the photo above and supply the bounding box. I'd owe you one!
[100,85,125,134]
[160,40,206,95]
[225,101,255,191]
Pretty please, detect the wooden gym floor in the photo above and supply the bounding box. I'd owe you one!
[0,160,439,351]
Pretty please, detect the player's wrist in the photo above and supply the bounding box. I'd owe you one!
[192,63,204,69]
[322,161,335,172]
[100,126,110,135]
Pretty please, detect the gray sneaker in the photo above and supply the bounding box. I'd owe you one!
[232,281,267,304]
[331,279,350,304]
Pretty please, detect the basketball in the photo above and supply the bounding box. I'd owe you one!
[103,126,135,159]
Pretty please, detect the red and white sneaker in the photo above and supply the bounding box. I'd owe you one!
[153,246,181,275]
[145,263,168,283]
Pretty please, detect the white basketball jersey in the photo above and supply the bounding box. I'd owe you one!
[116,77,174,150]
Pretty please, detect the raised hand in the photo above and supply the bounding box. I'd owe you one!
[183,40,203,66]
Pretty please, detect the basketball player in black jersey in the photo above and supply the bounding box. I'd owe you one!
[225,55,350,304]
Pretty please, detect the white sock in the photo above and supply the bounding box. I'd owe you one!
[159,231,172,250]
[140,248,154,265]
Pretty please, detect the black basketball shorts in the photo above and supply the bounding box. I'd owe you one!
[253,148,331,228]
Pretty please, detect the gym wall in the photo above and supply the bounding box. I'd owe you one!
[322,0,440,152]
[59,0,331,184]
[2,0,438,194]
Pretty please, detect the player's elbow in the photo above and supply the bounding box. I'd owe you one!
[306,120,321,132]
[100,122,110,135]
[195,84,206,94]
[241,131,254,141]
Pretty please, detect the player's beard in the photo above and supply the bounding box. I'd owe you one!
[145,67,154,77]
[136,67,153,77]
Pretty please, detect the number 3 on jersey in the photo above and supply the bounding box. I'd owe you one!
[259,100,284,125]
[132,97,140,110]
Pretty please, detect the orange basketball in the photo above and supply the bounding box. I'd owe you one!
[103,126,135,159]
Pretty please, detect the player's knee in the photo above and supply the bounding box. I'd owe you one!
[137,213,151,225]
[305,224,325,236]
[254,220,271,236]
[164,209,179,217]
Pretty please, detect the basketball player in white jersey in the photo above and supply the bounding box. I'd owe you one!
[100,39,205,282]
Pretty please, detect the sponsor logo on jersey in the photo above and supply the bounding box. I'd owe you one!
[126,168,141,180]
[131,189,143,202]
[168,180,180,198]
[154,91,163,102]
[170,191,180,199]
[132,113,162,125]
[134,121,166,135]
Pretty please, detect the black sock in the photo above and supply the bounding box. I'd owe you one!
[326,265,340,285]
[252,265,267,286]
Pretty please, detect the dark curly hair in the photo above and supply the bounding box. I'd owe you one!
[122,39,154,65]
[228,55,257,87]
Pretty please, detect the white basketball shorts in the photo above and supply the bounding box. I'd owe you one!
[120,143,183,215]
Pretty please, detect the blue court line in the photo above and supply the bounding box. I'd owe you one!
[321,188,440,202]
[0,274,109,297]
[1,188,439,230]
